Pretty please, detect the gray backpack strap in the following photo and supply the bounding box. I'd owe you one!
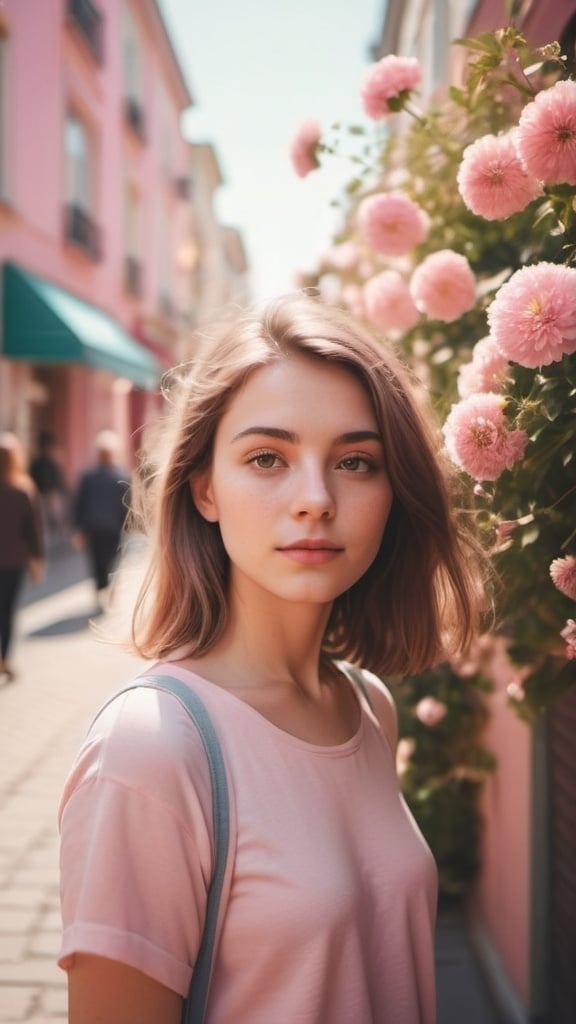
[340,662,375,712]
[101,673,232,1024]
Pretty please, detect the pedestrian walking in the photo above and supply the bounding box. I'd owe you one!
[29,429,69,542]
[58,295,486,1023]
[72,431,130,608]
[0,432,45,681]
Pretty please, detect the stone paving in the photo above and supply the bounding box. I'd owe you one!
[0,572,141,1022]
[0,548,502,1023]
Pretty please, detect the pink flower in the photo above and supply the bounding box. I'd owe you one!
[410,250,476,323]
[560,620,576,660]
[550,556,576,600]
[361,55,422,119]
[396,737,415,776]
[323,242,359,272]
[487,262,576,368]
[457,335,509,398]
[341,283,366,319]
[443,392,529,481]
[357,193,428,256]
[457,132,542,220]
[363,270,420,332]
[516,79,576,186]
[415,696,448,727]
[496,519,521,541]
[289,120,321,178]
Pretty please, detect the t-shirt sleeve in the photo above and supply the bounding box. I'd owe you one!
[58,687,214,997]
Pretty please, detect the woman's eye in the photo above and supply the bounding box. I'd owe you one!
[248,452,282,469]
[338,455,374,472]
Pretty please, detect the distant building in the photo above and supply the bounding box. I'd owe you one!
[0,0,249,479]
[187,141,250,337]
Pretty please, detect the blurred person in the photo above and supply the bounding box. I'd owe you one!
[0,432,45,680]
[58,295,488,1023]
[29,429,69,541]
[72,430,130,608]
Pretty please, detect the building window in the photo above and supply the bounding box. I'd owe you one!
[67,0,104,64]
[0,26,8,199]
[124,184,143,296]
[64,112,101,259]
[122,7,146,142]
[157,206,174,319]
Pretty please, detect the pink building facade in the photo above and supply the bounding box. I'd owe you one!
[0,0,197,482]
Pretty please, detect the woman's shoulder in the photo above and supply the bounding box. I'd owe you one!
[64,679,213,813]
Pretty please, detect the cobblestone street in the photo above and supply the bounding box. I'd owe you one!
[0,559,142,1022]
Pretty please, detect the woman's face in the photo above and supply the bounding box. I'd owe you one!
[192,353,394,610]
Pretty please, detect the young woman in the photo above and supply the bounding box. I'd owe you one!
[58,294,486,1023]
[0,432,44,680]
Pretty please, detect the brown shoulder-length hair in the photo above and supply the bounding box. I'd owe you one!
[131,293,488,676]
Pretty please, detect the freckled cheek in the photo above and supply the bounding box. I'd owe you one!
[357,488,394,550]
[213,477,281,531]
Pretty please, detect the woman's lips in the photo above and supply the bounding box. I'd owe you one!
[278,541,343,564]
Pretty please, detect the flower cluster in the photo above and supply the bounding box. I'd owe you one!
[457,132,542,221]
[457,336,509,398]
[443,393,528,481]
[357,192,428,255]
[410,250,476,323]
[363,270,420,332]
[516,78,576,186]
[487,262,576,368]
[361,54,421,119]
[550,556,576,601]
[561,621,576,660]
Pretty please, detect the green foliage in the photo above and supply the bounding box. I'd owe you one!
[395,666,496,894]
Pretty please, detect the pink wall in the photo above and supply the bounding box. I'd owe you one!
[472,641,532,1007]
[467,0,576,47]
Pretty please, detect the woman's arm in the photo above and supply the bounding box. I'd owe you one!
[68,954,182,1024]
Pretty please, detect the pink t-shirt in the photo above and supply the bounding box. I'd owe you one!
[59,663,437,1023]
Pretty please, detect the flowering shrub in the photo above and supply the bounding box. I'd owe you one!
[291,23,576,722]
[395,664,496,895]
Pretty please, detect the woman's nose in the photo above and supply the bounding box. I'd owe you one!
[290,466,335,519]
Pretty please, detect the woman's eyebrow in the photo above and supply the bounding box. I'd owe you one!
[232,427,297,443]
[231,427,383,445]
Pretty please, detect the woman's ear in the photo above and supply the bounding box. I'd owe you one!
[189,472,219,522]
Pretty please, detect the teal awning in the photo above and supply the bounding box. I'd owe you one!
[1,262,160,390]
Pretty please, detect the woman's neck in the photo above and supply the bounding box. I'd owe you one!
[192,588,334,700]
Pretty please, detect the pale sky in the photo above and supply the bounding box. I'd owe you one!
[157,0,385,299]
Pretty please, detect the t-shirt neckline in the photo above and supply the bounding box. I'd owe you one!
[149,661,365,758]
